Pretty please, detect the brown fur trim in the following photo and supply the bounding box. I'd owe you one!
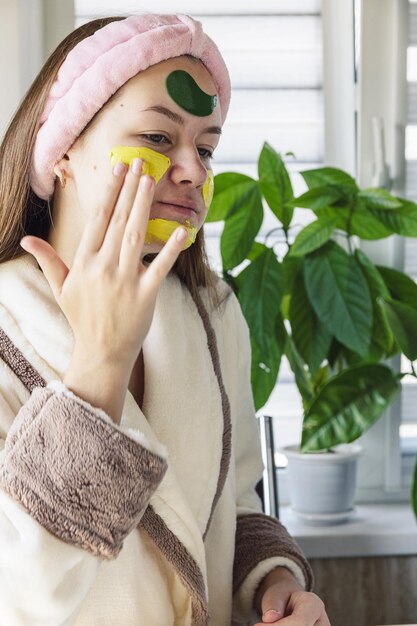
[0,328,46,391]
[233,513,314,594]
[0,387,167,559]
[188,288,232,541]
[141,507,209,626]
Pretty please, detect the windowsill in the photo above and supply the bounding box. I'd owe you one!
[279,503,417,559]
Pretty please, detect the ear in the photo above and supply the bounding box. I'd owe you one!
[54,154,71,187]
[53,154,71,187]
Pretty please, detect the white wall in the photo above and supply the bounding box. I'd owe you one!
[0,0,21,137]
[0,0,74,139]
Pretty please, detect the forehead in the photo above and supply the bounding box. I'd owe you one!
[115,56,221,119]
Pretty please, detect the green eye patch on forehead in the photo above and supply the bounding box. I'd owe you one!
[166,70,218,117]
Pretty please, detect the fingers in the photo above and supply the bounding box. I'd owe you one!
[141,225,188,291]
[118,172,155,273]
[20,236,69,299]
[253,591,329,626]
[261,588,287,621]
[100,158,144,265]
[65,155,186,300]
[76,161,127,258]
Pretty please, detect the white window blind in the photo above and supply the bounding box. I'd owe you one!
[402,0,417,480]
[75,1,324,453]
[75,1,323,181]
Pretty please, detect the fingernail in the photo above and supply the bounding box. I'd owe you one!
[20,238,28,250]
[263,609,281,621]
[113,161,126,176]
[176,227,188,242]
[131,158,142,175]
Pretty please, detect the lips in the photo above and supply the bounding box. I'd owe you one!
[153,201,198,223]
[160,200,198,212]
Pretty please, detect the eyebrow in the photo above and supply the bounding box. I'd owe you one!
[142,105,222,135]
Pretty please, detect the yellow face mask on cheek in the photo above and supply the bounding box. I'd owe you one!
[202,169,214,209]
[110,145,171,184]
[109,145,213,249]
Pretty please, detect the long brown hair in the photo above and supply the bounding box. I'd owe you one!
[0,16,225,308]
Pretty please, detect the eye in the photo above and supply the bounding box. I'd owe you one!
[198,147,214,161]
[142,133,170,145]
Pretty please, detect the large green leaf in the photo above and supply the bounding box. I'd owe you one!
[358,188,402,210]
[315,205,394,239]
[314,206,350,233]
[289,216,337,257]
[301,364,400,452]
[289,269,332,374]
[304,241,373,356]
[378,299,417,361]
[238,248,284,355]
[246,241,269,262]
[220,185,264,269]
[206,173,258,222]
[319,197,417,239]
[251,315,286,411]
[282,254,303,297]
[301,167,358,191]
[290,185,344,210]
[377,265,417,309]
[354,250,395,359]
[350,208,396,239]
[369,200,417,236]
[258,142,294,228]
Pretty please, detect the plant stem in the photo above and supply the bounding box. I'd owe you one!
[347,235,353,255]
[283,226,290,250]
[346,195,355,253]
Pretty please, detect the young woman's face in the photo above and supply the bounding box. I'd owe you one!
[60,56,222,253]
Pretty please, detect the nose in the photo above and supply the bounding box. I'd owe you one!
[168,145,208,190]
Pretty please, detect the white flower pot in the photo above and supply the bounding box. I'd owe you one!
[283,443,362,525]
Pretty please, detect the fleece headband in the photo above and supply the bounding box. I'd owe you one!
[30,14,231,200]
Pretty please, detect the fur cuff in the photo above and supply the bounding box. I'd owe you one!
[0,386,167,559]
[232,513,314,619]
[233,556,307,622]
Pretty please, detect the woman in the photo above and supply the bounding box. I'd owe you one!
[0,14,330,626]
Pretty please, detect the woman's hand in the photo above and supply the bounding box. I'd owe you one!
[254,567,330,626]
[21,159,187,421]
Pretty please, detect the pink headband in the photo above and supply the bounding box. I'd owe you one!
[30,14,231,200]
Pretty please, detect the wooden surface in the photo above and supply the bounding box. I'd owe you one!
[309,555,417,626]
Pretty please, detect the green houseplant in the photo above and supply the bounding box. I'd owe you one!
[207,142,417,518]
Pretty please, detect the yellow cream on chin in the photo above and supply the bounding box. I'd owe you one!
[145,218,197,249]
[109,145,213,249]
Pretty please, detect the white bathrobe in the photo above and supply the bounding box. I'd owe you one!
[0,254,312,626]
